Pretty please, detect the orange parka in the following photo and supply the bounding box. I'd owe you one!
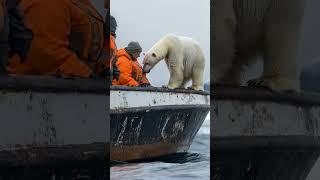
[7,0,105,78]
[108,33,117,68]
[112,48,149,87]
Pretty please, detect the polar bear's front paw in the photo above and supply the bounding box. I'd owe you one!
[247,77,299,93]
[187,86,203,91]
[167,84,178,89]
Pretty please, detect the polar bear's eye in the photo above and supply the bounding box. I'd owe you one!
[152,53,156,58]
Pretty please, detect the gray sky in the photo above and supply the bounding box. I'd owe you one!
[111,0,210,86]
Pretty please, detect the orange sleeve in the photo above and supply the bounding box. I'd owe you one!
[117,57,139,87]
[16,0,92,77]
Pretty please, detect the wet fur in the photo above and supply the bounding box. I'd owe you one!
[144,34,205,90]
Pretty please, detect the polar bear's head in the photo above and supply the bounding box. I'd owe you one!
[142,36,171,73]
[142,52,160,73]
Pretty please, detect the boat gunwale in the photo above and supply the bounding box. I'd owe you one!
[213,84,320,106]
[111,85,210,95]
[110,104,210,113]
[0,75,107,94]
[0,75,210,95]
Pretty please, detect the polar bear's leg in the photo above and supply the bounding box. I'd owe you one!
[248,0,305,92]
[167,67,184,89]
[213,0,236,84]
[191,62,205,91]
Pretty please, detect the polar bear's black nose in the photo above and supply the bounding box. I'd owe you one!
[142,65,150,73]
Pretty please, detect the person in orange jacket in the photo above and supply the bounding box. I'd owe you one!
[6,0,105,78]
[112,41,150,87]
[109,15,120,81]
[100,14,119,80]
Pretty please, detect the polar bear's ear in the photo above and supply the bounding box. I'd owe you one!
[152,53,157,58]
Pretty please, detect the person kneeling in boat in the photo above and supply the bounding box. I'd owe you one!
[112,41,151,87]
[6,0,105,78]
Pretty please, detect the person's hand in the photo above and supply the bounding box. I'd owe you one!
[139,83,151,87]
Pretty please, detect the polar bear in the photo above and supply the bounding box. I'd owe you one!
[142,34,205,91]
[213,0,306,92]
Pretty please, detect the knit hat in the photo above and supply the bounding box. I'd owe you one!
[125,41,142,55]
[110,15,117,35]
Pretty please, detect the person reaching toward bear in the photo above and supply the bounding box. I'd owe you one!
[112,41,151,87]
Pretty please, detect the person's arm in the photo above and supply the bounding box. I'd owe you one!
[117,58,139,86]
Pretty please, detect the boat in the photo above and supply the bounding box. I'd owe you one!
[0,75,107,177]
[110,85,210,162]
[212,84,320,180]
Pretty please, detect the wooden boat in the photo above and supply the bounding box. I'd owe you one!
[110,85,210,162]
[212,84,320,180]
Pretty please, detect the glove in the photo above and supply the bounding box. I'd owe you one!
[112,67,120,80]
[112,58,120,81]
[139,83,151,87]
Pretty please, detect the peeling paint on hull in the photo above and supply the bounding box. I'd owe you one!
[110,86,210,162]
[212,85,320,180]
[0,76,108,167]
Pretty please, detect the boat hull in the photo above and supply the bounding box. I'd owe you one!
[110,86,210,162]
[0,76,108,168]
[212,85,320,180]
[111,105,209,161]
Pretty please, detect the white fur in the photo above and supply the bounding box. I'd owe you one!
[213,0,306,92]
[144,34,205,90]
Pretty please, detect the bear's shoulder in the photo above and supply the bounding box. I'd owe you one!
[164,33,177,38]
[163,33,181,41]
[164,34,197,44]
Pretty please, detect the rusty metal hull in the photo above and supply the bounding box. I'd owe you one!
[212,85,320,180]
[110,86,210,162]
[0,75,108,168]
